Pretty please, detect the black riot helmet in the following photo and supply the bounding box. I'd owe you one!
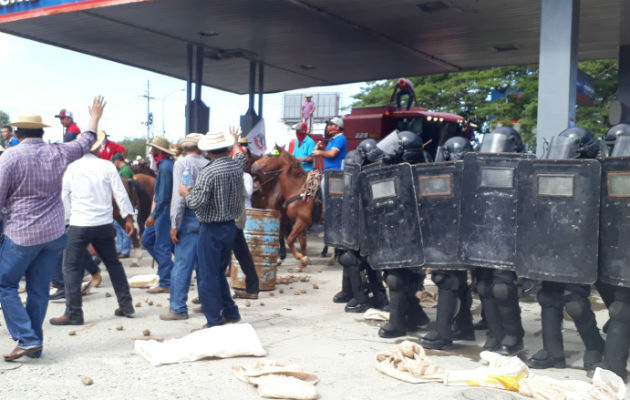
[398,131,425,164]
[344,149,362,166]
[378,130,425,164]
[545,127,599,159]
[604,124,630,153]
[480,127,524,153]
[436,136,473,161]
[356,138,383,165]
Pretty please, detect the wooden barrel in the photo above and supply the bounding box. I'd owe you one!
[231,208,280,291]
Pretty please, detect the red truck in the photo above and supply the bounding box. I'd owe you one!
[316,105,467,160]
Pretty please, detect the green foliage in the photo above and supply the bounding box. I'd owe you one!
[0,110,9,128]
[118,138,147,160]
[352,60,618,149]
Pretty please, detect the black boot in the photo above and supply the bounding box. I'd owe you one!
[345,263,370,312]
[601,318,630,382]
[333,266,352,303]
[378,271,407,338]
[528,305,566,368]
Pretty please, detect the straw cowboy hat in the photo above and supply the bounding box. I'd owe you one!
[8,114,50,129]
[179,133,204,148]
[91,130,107,152]
[238,136,249,145]
[146,136,175,155]
[198,131,234,151]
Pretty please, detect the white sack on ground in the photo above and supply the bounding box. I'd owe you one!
[375,343,627,400]
[135,323,266,366]
[128,274,159,288]
[233,360,319,400]
[363,308,389,321]
[374,340,445,383]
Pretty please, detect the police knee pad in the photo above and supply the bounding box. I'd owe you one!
[476,280,491,298]
[386,271,404,291]
[433,272,459,291]
[565,299,586,320]
[338,251,358,267]
[537,289,558,308]
[431,271,446,285]
[609,301,630,322]
[492,282,514,302]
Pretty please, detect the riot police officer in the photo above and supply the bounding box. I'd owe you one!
[364,131,431,338]
[593,124,630,382]
[420,136,475,350]
[527,127,605,374]
[469,127,526,355]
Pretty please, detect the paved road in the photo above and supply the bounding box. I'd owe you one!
[0,228,627,399]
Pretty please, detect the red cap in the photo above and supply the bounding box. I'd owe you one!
[399,79,406,87]
[55,109,73,119]
[300,122,307,131]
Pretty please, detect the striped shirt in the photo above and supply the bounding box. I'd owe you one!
[0,131,97,246]
[186,153,246,223]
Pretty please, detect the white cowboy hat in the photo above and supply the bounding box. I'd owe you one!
[179,133,204,148]
[198,131,234,151]
[8,114,50,129]
[91,130,107,151]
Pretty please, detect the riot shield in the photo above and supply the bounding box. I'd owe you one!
[412,161,470,270]
[598,158,630,288]
[515,159,601,284]
[459,152,533,270]
[358,163,424,269]
[341,161,361,251]
[323,170,344,248]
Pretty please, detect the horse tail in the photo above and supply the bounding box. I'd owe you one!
[128,179,151,236]
[311,187,323,223]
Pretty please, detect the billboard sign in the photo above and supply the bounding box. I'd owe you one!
[0,0,150,24]
[282,93,340,124]
[577,69,596,107]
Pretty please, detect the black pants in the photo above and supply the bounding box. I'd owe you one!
[476,268,524,344]
[233,229,259,294]
[64,224,133,321]
[432,270,473,341]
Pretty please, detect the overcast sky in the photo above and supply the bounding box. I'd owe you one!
[0,32,366,148]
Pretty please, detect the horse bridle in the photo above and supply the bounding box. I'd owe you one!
[253,168,283,190]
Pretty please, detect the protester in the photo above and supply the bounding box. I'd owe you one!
[312,116,347,257]
[98,131,128,161]
[180,130,245,329]
[301,94,316,133]
[143,136,175,293]
[1,125,19,148]
[112,153,133,258]
[289,122,315,172]
[389,78,419,110]
[55,108,82,142]
[50,131,135,325]
[0,96,105,361]
[160,133,208,321]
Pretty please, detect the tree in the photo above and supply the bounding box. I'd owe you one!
[351,60,618,149]
[118,138,147,160]
[0,110,9,128]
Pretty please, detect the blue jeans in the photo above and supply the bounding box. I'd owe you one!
[0,234,67,348]
[114,221,131,256]
[142,210,173,288]
[197,221,239,327]
[170,210,200,315]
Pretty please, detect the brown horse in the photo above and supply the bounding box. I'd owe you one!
[113,173,155,247]
[251,146,322,269]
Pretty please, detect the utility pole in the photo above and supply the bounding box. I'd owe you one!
[141,80,158,154]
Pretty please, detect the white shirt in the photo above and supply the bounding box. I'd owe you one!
[243,172,253,209]
[63,153,134,227]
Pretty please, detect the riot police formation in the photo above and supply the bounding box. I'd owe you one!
[322,125,630,382]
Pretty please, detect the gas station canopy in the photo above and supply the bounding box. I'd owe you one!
[0,0,627,94]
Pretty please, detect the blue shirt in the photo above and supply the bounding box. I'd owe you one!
[151,157,174,219]
[324,134,347,170]
[4,137,19,148]
[292,136,315,172]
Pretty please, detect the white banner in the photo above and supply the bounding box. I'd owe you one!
[245,119,267,156]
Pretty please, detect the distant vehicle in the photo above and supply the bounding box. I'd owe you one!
[310,105,467,160]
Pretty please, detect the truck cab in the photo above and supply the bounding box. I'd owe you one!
[341,105,466,160]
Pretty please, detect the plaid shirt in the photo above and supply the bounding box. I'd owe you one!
[0,132,96,246]
[186,153,246,223]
